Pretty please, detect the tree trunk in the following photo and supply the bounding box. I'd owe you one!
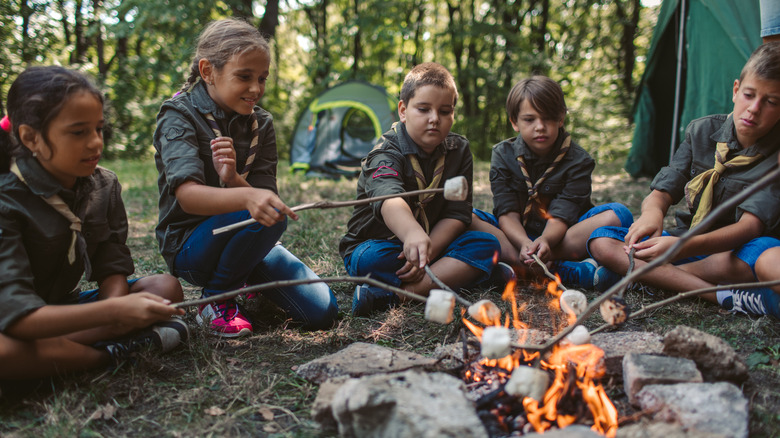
[351,0,361,75]
[259,0,280,39]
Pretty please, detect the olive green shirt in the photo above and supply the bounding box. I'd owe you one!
[0,157,133,332]
[154,81,278,272]
[490,131,595,237]
[652,114,780,236]
[339,122,474,259]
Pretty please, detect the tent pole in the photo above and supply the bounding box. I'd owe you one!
[669,0,687,164]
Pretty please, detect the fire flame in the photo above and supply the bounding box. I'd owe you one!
[463,273,618,437]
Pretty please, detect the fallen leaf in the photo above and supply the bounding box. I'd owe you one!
[263,424,278,433]
[204,406,225,416]
[88,403,117,421]
[258,406,275,421]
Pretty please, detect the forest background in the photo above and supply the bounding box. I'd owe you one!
[1,0,654,164]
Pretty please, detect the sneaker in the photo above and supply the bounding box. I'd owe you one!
[593,266,621,292]
[94,316,190,369]
[724,288,780,319]
[555,259,598,290]
[148,317,190,352]
[351,284,400,317]
[197,299,253,338]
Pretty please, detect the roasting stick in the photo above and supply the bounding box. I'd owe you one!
[423,265,473,307]
[212,175,469,235]
[172,275,430,309]
[531,254,567,291]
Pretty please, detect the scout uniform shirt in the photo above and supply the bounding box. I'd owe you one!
[154,80,279,272]
[0,156,134,332]
[652,113,780,236]
[490,130,595,238]
[339,122,474,260]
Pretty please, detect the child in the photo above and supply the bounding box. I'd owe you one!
[589,42,780,318]
[339,62,501,316]
[0,66,186,379]
[470,76,633,291]
[154,18,338,337]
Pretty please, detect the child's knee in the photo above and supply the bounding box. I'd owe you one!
[597,203,633,228]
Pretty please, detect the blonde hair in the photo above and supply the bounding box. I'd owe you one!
[178,18,270,94]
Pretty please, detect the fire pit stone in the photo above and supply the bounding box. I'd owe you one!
[622,353,703,405]
[661,325,749,383]
[590,331,664,377]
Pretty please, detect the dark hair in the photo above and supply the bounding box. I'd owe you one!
[740,41,780,82]
[505,75,567,124]
[0,66,103,171]
[399,62,458,105]
[178,18,270,95]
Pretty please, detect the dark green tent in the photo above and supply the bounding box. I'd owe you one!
[625,0,761,177]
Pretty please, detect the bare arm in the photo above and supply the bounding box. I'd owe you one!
[625,190,673,247]
[97,274,130,300]
[498,212,534,260]
[381,198,431,268]
[531,217,569,262]
[175,181,297,226]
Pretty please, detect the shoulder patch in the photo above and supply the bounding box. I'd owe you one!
[372,165,398,179]
[164,127,185,141]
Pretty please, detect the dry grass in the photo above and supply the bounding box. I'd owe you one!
[1,156,779,437]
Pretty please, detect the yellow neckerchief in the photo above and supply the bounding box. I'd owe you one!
[684,141,763,228]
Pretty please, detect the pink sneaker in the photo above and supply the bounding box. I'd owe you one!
[196,299,252,338]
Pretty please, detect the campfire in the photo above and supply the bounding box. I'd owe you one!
[460,277,619,437]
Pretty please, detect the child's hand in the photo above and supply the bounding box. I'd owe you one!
[517,238,536,263]
[112,293,183,329]
[395,260,425,283]
[211,136,238,184]
[401,230,432,269]
[624,214,663,250]
[247,189,298,226]
[631,235,677,261]
[524,238,552,264]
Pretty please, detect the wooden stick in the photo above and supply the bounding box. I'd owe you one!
[424,265,473,307]
[173,275,430,309]
[212,187,450,235]
[531,254,567,291]
[589,278,780,334]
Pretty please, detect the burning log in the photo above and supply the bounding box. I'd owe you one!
[468,299,502,326]
[213,176,469,235]
[424,289,456,324]
[504,365,549,402]
[481,326,512,360]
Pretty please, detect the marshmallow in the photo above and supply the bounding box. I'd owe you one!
[559,289,587,316]
[481,326,512,359]
[468,299,501,325]
[563,325,591,346]
[600,296,629,325]
[424,289,456,324]
[504,365,549,402]
[443,176,468,201]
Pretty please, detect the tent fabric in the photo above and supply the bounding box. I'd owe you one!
[625,0,761,178]
[290,81,397,178]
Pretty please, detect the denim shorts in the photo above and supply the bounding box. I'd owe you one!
[79,278,140,303]
[761,0,780,38]
[472,202,634,238]
[588,226,780,276]
[344,231,500,287]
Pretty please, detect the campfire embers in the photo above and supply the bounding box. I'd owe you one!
[460,277,618,437]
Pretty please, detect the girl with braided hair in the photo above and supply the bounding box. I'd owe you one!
[154,18,337,337]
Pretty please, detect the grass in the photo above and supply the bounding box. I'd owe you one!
[1,150,779,437]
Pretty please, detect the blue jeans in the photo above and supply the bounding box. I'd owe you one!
[79,278,140,303]
[589,226,780,276]
[344,231,500,287]
[175,211,338,329]
[472,202,634,238]
[761,0,780,38]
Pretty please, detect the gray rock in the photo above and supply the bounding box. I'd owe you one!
[591,331,664,378]
[635,382,748,438]
[617,420,726,438]
[662,325,748,383]
[295,342,437,384]
[330,370,488,438]
[623,353,702,405]
[310,376,350,431]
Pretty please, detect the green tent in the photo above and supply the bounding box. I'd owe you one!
[625,0,761,177]
[289,81,398,178]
